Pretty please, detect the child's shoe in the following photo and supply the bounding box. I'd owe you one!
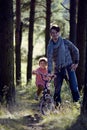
[34,94,39,100]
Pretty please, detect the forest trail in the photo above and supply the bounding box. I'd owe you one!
[0,87,86,130]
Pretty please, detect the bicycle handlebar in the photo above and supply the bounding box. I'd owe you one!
[35,71,56,82]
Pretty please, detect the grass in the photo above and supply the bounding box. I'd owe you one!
[0,78,85,130]
[0,60,84,130]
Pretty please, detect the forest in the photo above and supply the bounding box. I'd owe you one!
[0,0,87,130]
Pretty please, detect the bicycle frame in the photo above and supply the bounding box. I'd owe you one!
[39,72,55,99]
[38,73,56,115]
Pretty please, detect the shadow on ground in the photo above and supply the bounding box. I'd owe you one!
[66,115,87,130]
[0,113,43,130]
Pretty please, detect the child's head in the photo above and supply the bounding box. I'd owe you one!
[39,57,47,68]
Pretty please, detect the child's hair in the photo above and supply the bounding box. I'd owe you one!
[39,57,47,65]
[50,25,60,32]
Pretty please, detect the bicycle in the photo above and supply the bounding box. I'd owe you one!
[39,72,55,115]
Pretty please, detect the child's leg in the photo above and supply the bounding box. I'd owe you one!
[37,85,44,96]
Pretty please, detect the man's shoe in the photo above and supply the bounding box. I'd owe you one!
[55,102,61,109]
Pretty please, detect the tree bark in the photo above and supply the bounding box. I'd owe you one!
[0,0,15,105]
[27,0,36,82]
[69,0,77,44]
[81,40,87,114]
[81,0,87,115]
[76,0,86,91]
[15,0,22,85]
[45,0,51,56]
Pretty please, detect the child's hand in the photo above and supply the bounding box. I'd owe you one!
[32,70,39,74]
[47,73,52,77]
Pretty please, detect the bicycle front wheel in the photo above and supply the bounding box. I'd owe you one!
[40,96,54,115]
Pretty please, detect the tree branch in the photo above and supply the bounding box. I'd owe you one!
[61,3,69,11]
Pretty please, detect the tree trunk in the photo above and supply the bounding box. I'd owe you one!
[0,0,15,105]
[15,0,22,85]
[45,0,51,56]
[81,0,87,115]
[69,0,77,44]
[81,40,87,115]
[27,0,36,82]
[76,0,86,91]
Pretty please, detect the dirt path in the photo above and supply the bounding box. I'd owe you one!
[0,89,84,130]
[0,89,47,130]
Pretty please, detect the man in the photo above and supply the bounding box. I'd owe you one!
[47,25,80,106]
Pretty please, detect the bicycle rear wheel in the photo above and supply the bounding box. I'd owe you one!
[40,96,54,115]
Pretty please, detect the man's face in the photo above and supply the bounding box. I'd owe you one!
[50,29,60,42]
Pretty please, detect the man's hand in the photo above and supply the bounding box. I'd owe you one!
[71,64,78,71]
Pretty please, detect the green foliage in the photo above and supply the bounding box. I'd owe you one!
[21,47,27,62]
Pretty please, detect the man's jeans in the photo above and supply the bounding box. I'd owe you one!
[54,65,80,103]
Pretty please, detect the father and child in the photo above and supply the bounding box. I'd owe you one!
[32,25,80,107]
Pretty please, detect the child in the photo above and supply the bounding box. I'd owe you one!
[32,57,48,100]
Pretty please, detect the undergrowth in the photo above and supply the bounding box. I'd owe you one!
[0,78,86,130]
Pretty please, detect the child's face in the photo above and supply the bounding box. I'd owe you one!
[39,61,47,68]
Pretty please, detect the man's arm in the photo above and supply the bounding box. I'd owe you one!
[65,39,79,71]
[66,39,79,64]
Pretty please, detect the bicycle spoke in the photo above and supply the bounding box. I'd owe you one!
[40,97,54,115]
